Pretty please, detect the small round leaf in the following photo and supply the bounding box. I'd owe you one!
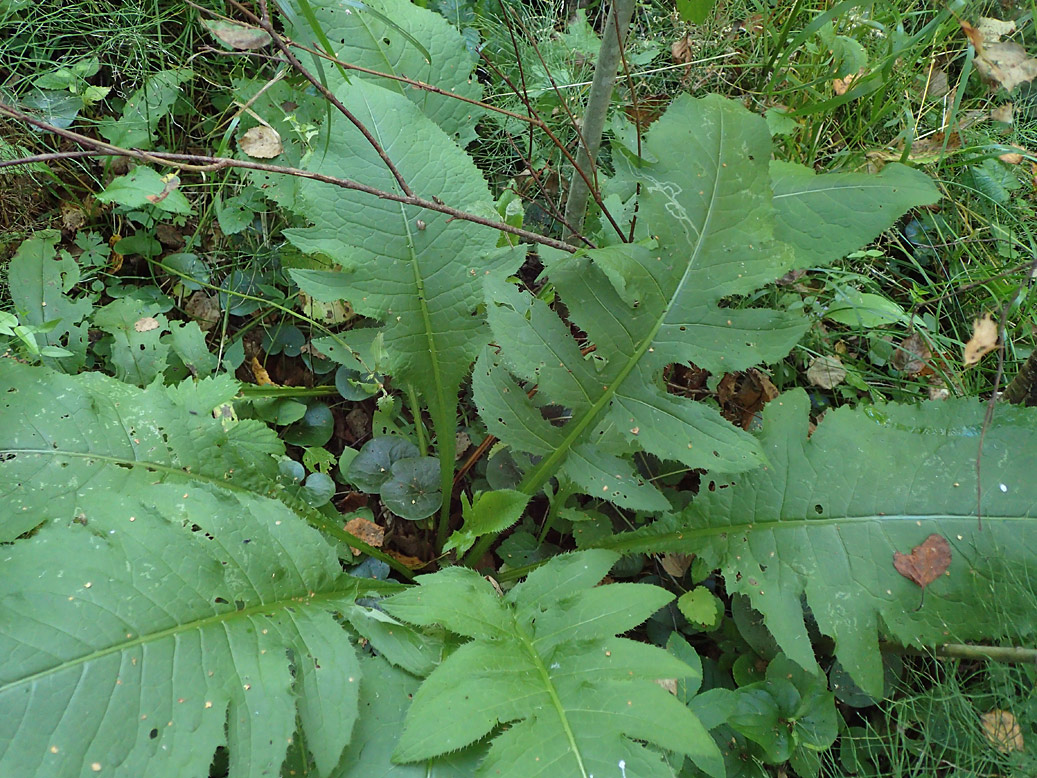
[283,402,334,447]
[380,457,441,520]
[347,437,419,493]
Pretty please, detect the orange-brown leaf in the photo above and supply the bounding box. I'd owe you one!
[893,533,951,589]
[963,313,999,366]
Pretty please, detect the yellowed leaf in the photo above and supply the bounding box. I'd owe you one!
[239,126,283,159]
[833,69,866,96]
[298,291,354,324]
[250,356,277,386]
[963,313,999,366]
[981,710,1025,753]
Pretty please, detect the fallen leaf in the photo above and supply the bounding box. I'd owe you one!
[250,356,277,386]
[134,316,160,333]
[659,552,693,578]
[203,19,271,50]
[893,533,951,589]
[238,126,283,159]
[807,355,847,389]
[981,710,1025,753]
[344,517,385,556]
[961,18,1037,92]
[998,149,1026,164]
[185,291,220,332]
[155,222,184,248]
[671,35,692,64]
[385,549,427,570]
[833,68,867,95]
[990,103,1014,123]
[60,202,86,232]
[963,313,999,366]
[891,332,931,375]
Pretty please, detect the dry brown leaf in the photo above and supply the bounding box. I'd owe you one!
[134,316,160,333]
[963,313,999,366]
[155,222,185,248]
[893,534,951,589]
[185,291,220,332]
[990,103,1014,123]
[806,355,846,389]
[671,35,692,64]
[981,710,1025,753]
[250,356,277,386]
[239,126,283,159]
[833,68,867,96]
[659,552,693,578]
[343,517,385,556]
[961,18,1037,92]
[891,332,931,375]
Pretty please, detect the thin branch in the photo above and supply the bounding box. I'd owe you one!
[475,45,626,243]
[246,0,413,196]
[0,102,578,254]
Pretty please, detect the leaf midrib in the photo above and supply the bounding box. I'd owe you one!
[0,583,359,696]
[596,513,1029,551]
[4,448,413,578]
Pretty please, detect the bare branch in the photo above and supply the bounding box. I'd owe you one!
[0,102,577,254]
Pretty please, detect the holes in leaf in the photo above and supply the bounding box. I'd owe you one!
[382,37,391,45]
[814,504,824,514]
[149,729,158,739]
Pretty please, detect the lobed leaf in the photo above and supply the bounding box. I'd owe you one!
[478,94,940,508]
[284,78,522,519]
[384,550,724,778]
[0,362,391,776]
[598,390,1037,695]
[282,0,485,145]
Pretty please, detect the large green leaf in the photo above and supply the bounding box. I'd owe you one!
[384,550,724,778]
[283,0,484,145]
[598,390,1037,695]
[770,161,940,268]
[6,232,93,371]
[0,360,282,541]
[0,362,390,776]
[477,94,938,507]
[284,78,522,523]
